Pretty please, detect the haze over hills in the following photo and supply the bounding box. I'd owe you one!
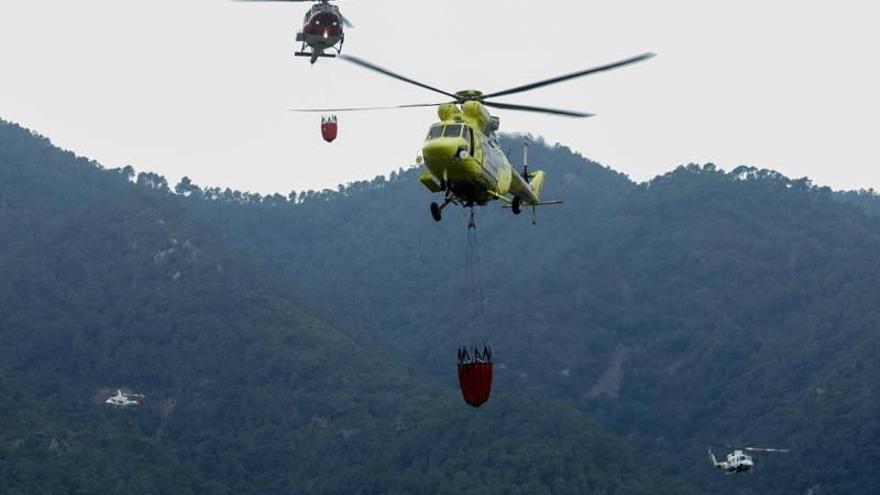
[156,130,880,494]
[0,119,695,494]
[2,117,880,494]
[262,144,880,495]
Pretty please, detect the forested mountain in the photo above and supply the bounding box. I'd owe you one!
[0,119,695,494]
[265,152,879,495]
[3,116,879,494]
[154,133,880,494]
[836,188,880,218]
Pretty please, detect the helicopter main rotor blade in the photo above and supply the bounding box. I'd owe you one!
[234,1,352,26]
[483,52,656,100]
[340,55,458,100]
[744,447,790,453]
[482,101,593,118]
[706,442,743,450]
[288,103,444,112]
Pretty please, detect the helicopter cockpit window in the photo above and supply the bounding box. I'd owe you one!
[462,126,473,151]
[443,124,463,137]
[427,125,444,140]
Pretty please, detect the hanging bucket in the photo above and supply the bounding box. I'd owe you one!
[457,346,493,407]
[321,115,338,142]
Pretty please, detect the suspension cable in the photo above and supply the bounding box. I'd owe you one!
[465,208,491,348]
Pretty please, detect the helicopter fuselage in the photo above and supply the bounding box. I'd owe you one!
[105,389,142,408]
[420,101,541,207]
[297,3,344,59]
[711,449,754,474]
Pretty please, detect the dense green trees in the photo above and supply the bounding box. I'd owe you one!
[3,117,879,493]
[0,120,693,494]
[148,132,880,494]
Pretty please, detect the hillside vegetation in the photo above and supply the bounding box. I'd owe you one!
[0,120,696,494]
[151,132,880,495]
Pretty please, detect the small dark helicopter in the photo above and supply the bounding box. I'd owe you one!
[236,0,352,64]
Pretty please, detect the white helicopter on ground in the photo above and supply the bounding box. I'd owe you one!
[105,389,145,408]
[709,445,790,474]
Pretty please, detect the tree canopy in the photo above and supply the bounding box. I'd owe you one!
[0,120,697,494]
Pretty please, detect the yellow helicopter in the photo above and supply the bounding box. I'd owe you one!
[293,53,655,223]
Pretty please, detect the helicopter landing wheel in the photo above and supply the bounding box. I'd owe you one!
[511,196,522,215]
[430,202,443,222]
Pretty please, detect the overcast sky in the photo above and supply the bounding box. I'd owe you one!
[1,0,878,194]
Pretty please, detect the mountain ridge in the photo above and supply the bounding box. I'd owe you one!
[101,121,880,495]
[0,118,695,494]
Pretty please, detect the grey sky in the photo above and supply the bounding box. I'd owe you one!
[1,0,877,194]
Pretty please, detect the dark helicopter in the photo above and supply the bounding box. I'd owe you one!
[236,0,352,64]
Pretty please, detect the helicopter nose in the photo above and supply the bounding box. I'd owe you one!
[422,138,462,162]
[422,137,467,162]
